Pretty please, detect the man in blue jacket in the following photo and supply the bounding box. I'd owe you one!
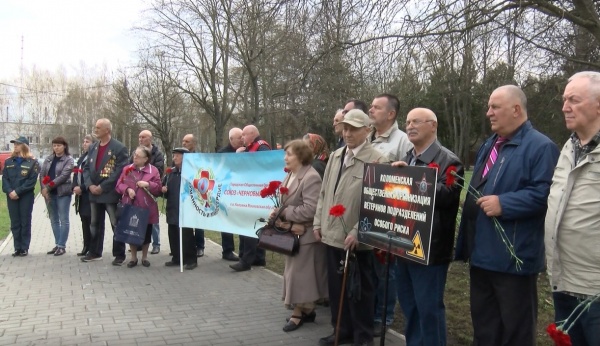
[455,85,559,346]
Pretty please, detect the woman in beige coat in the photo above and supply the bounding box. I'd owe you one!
[272,139,328,332]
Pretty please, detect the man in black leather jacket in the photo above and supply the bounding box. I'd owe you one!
[391,108,464,346]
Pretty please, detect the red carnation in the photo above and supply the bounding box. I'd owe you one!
[165,167,173,174]
[42,175,51,185]
[125,166,134,175]
[279,187,289,195]
[259,187,270,198]
[329,204,346,217]
[428,162,440,171]
[49,181,55,188]
[547,323,571,346]
[268,180,281,191]
[445,165,458,187]
[284,167,290,173]
[72,168,82,174]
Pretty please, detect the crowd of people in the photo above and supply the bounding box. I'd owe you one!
[2,71,600,346]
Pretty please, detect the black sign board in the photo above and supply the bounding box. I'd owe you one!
[358,163,437,265]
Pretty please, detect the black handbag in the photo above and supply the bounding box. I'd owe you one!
[255,208,300,256]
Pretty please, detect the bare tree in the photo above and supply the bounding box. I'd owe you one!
[140,0,245,151]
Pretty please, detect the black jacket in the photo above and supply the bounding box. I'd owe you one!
[217,143,237,153]
[401,140,464,265]
[162,166,182,225]
[72,151,91,217]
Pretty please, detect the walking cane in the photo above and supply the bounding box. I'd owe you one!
[334,249,351,346]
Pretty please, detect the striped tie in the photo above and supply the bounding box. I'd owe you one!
[482,137,507,178]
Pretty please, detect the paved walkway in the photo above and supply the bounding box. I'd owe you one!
[0,195,406,346]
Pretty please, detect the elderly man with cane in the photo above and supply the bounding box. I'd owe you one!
[314,109,389,346]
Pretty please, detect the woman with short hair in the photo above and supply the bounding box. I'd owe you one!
[272,139,328,332]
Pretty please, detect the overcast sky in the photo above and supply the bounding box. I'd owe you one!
[0,0,147,81]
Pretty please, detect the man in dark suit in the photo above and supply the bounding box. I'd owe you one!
[230,125,270,272]
[181,133,206,258]
[216,127,243,262]
[81,118,129,265]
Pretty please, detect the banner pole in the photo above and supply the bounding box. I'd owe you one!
[179,227,184,273]
[379,233,394,346]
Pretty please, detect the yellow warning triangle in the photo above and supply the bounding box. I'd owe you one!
[407,231,425,260]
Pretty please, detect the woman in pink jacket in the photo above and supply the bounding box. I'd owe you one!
[115,146,162,268]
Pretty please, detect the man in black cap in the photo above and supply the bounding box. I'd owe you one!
[162,147,197,270]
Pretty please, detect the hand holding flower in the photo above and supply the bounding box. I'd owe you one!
[136,180,149,189]
[477,195,502,217]
[446,166,523,270]
[269,207,279,222]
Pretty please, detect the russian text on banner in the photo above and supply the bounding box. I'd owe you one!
[179,150,285,237]
[358,163,437,265]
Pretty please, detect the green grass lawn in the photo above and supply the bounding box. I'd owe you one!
[0,180,40,241]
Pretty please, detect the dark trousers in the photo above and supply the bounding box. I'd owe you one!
[470,266,538,346]
[168,225,197,265]
[80,214,92,251]
[553,292,600,346]
[326,245,375,343]
[195,229,205,249]
[396,260,449,346]
[7,192,34,251]
[221,232,235,255]
[89,202,125,259]
[239,235,265,266]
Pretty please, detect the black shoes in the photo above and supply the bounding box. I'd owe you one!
[282,315,303,332]
[54,248,66,256]
[77,248,88,256]
[373,322,388,337]
[222,252,239,261]
[286,310,316,322]
[229,261,251,272]
[81,254,102,262]
[47,247,57,254]
[12,249,21,257]
[252,260,266,266]
[196,249,204,257]
[142,259,151,267]
[127,260,138,268]
[20,250,28,257]
[318,333,354,346]
[151,246,160,254]
[184,263,198,270]
[112,257,125,266]
[165,261,179,267]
